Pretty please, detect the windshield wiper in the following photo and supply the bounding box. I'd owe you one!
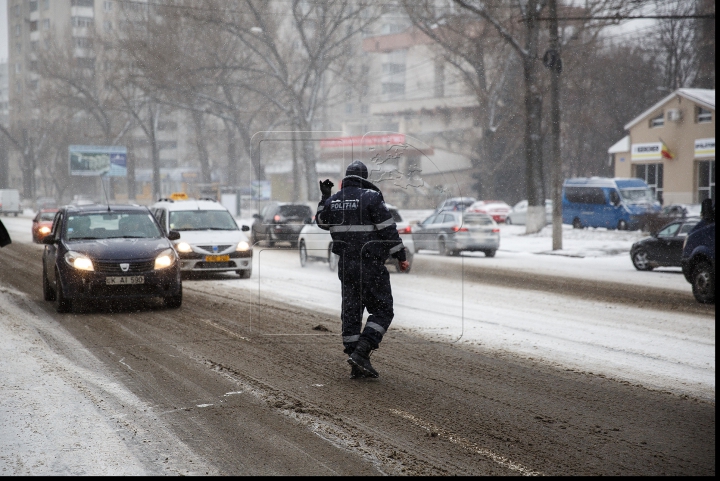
[69,236,100,240]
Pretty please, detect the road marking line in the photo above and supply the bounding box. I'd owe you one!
[202,319,251,342]
[389,409,541,476]
[118,357,134,372]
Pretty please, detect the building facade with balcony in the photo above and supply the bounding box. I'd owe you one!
[609,89,715,205]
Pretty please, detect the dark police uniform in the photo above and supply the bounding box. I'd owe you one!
[316,162,406,356]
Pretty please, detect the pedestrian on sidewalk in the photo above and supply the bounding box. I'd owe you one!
[316,161,409,378]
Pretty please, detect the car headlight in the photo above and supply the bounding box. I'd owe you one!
[154,249,176,269]
[236,241,250,251]
[175,242,192,253]
[64,251,94,271]
[39,226,51,234]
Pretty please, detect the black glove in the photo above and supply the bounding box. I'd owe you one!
[319,179,334,199]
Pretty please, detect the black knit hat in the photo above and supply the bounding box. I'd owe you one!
[345,160,368,179]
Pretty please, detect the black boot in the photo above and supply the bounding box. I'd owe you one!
[348,339,379,378]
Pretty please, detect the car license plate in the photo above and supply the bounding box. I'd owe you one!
[106,276,144,285]
[205,255,230,262]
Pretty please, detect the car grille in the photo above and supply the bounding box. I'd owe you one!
[196,261,237,269]
[197,245,233,253]
[94,260,155,274]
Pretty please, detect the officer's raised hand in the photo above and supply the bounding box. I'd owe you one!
[319,179,334,199]
[398,260,410,272]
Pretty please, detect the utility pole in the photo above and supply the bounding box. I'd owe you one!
[545,0,563,250]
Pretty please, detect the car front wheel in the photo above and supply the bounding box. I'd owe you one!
[692,261,715,304]
[43,263,55,301]
[505,217,512,225]
[632,250,653,271]
[617,219,628,230]
[572,218,582,229]
[55,269,73,313]
[164,284,183,308]
[299,241,308,267]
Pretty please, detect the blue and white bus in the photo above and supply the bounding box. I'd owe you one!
[562,177,661,230]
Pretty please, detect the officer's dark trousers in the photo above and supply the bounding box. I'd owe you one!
[337,254,394,352]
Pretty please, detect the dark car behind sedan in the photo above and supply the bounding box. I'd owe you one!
[42,204,182,312]
[630,218,698,271]
[251,202,314,247]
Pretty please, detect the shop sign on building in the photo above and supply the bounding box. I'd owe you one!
[631,142,662,161]
[694,138,715,158]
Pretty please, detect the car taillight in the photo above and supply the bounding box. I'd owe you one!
[274,215,282,222]
[492,228,500,233]
[398,226,412,234]
[452,226,469,232]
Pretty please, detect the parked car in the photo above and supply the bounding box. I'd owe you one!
[562,177,661,230]
[661,203,702,220]
[297,204,415,273]
[435,197,476,212]
[412,211,499,257]
[251,202,314,247]
[630,218,699,271]
[32,208,59,243]
[467,200,512,223]
[151,198,252,278]
[681,200,714,303]
[506,199,553,225]
[41,204,182,313]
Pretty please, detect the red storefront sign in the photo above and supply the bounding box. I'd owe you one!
[319,134,406,149]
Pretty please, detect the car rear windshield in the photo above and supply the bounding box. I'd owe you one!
[39,212,56,221]
[169,210,238,231]
[278,205,313,218]
[389,209,402,222]
[65,212,162,240]
[464,214,493,225]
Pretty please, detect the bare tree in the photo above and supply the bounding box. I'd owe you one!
[654,0,699,90]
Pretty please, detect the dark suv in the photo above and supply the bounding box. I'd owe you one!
[681,199,715,303]
[251,202,314,247]
[42,204,182,312]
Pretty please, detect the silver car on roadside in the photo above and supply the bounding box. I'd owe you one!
[412,211,500,257]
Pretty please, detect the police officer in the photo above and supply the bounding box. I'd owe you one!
[316,160,409,379]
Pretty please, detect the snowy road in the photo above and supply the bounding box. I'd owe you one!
[0,214,715,475]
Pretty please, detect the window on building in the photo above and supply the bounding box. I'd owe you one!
[29,60,37,71]
[71,0,95,7]
[29,1,38,12]
[698,160,715,202]
[697,107,712,123]
[72,17,94,27]
[650,111,664,128]
[28,80,38,90]
[635,163,664,202]
[15,63,22,74]
[157,121,177,131]
[16,81,22,93]
[104,1,113,11]
[434,61,445,98]
[345,103,353,114]
[30,21,38,32]
[15,25,21,37]
[360,104,369,114]
[103,20,113,31]
[42,19,50,30]
[16,42,22,53]
[14,4,20,16]
[76,57,95,69]
[43,0,50,10]
[31,41,38,51]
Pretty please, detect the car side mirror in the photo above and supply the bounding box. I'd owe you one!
[241,225,250,232]
[42,236,56,245]
[252,214,262,220]
[167,230,181,241]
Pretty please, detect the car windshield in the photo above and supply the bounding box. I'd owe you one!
[39,212,56,221]
[464,214,493,225]
[169,210,238,231]
[65,212,162,240]
[277,205,313,218]
[620,188,654,204]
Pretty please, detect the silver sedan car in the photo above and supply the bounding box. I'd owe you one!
[412,211,500,257]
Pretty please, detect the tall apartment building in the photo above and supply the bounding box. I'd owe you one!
[6,0,195,203]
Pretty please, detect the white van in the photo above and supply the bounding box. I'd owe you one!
[151,198,253,278]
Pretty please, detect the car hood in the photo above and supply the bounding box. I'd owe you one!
[626,203,661,214]
[65,238,172,260]
[174,229,247,245]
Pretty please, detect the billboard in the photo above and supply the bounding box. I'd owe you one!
[69,145,127,177]
[251,180,271,200]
